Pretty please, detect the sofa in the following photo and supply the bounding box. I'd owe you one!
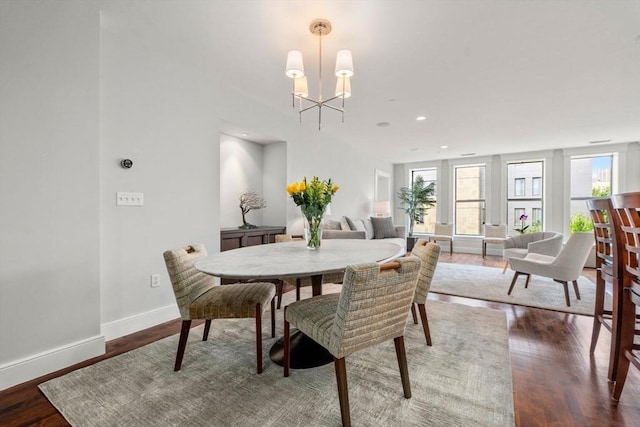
[323,216,406,251]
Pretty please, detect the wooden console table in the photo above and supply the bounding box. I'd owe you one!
[220,226,286,251]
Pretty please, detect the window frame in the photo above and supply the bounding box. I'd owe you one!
[454,164,486,236]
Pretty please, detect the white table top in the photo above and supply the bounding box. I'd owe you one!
[194,239,405,280]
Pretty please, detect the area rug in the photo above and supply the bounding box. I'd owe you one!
[39,285,514,426]
[431,262,604,316]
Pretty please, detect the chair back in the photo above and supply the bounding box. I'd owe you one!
[163,244,216,319]
[411,242,441,303]
[586,197,624,279]
[611,192,640,297]
[484,224,507,238]
[434,223,453,236]
[329,256,421,358]
[551,233,595,280]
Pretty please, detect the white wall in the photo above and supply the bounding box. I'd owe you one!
[0,1,390,389]
[0,1,103,389]
[262,142,288,226]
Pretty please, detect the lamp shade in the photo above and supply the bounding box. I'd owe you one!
[373,201,390,217]
[294,76,309,98]
[286,50,304,78]
[335,76,351,98]
[335,49,354,77]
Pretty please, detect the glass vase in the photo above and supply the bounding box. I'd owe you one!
[302,210,324,250]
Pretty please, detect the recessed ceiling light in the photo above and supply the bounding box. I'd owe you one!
[388,98,396,102]
[376,122,390,127]
[588,139,611,144]
[440,145,448,149]
[416,116,426,121]
[241,132,249,137]
[410,148,420,152]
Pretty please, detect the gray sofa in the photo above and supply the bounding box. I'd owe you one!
[323,217,406,251]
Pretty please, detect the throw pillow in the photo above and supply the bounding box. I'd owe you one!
[362,218,375,240]
[354,219,367,234]
[345,216,357,230]
[340,216,351,231]
[324,219,342,230]
[370,217,398,239]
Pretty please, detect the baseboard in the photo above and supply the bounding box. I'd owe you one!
[0,335,105,391]
[101,304,179,341]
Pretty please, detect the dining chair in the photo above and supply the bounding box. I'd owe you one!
[429,223,454,255]
[283,257,421,427]
[410,238,441,345]
[482,224,507,258]
[163,244,276,374]
[586,197,625,381]
[275,234,344,308]
[507,233,594,306]
[610,192,640,401]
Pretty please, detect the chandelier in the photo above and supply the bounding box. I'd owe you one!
[285,19,354,130]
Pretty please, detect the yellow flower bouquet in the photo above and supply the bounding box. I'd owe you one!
[287,176,339,249]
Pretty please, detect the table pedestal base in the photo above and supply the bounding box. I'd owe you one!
[269,329,333,369]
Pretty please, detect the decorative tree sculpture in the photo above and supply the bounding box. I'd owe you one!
[238,191,266,229]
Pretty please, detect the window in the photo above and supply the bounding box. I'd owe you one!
[507,161,544,234]
[410,168,437,234]
[514,178,525,196]
[570,154,613,232]
[455,165,485,235]
[532,177,542,196]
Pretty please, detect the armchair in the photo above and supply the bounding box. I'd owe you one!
[502,231,563,273]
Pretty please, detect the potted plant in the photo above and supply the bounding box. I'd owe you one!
[397,176,436,251]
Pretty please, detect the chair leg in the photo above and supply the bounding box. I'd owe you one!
[612,288,635,400]
[334,357,351,427]
[417,303,432,346]
[410,303,418,324]
[590,276,606,353]
[283,308,290,377]
[561,281,571,307]
[174,320,191,371]
[482,242,486,258]
[449,240,453,256]
[572,280,581,300]
[255,303,263,374]
[394,336,412,399]
[524,274,531,288]
[508,272,523,295]
[275,280,283,309]
[271,297,276,338]
[296,278,301,301]
[202,319,211,341]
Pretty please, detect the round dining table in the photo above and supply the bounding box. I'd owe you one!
[194,239,405,368]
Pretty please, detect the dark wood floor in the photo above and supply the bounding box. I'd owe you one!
[1,253,639,426]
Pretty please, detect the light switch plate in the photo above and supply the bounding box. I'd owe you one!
[116,192,144,206]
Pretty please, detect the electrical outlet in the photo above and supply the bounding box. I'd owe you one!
[150,274,160,288]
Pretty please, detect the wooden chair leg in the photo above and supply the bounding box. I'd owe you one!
[590,276,606,353]
[572,280,581,300]
[174,320,191,371]
[271,297,276,338]
[410,303,418,324]
[560,281,571,307]
[502,259,509,274]
[612,288,635,400]
[296,278,301,301]
[482,242,486,258]
[283,310,290,377]
[418,303,432,346]
[275,280,283,309]
[508,272,522,295]
[202,319,211,341]
[334,357,351,427]
[255,303,263,374]
[394,336,412,399]
[449,240,453,255]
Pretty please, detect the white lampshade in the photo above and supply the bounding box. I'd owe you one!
[286,50,304,78]
[294,76,309,98]
[335,76,351,98]
[335,49,354,77]
[373,201,390,217]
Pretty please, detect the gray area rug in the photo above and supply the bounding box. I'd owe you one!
[431,262,604,315]
[39,284,514,426]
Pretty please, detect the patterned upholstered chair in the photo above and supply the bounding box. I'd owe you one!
[410,239,441,346]
[163,244,275,373]
[429,223,454,255]
[507,233,594,306]
[275,234,344,308]
[283,257,421,427]
[482,224,507,258]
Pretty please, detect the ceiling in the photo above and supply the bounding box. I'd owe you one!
[198,1,639,163]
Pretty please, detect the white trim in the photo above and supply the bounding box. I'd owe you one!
[101,304,179,341]
[0,335,105,391]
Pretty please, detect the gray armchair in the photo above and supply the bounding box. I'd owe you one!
[502,231,563,273]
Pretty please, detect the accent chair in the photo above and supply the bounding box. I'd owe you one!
[429,223,454,255]
[502,231,563,273]
[482,224,507,258]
